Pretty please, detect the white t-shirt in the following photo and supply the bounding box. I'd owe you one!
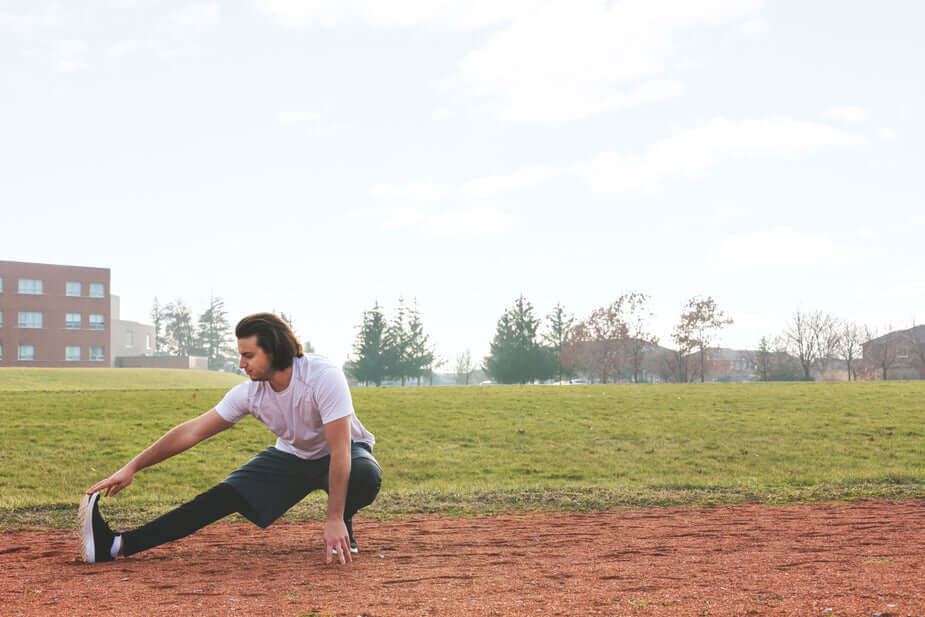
[214,354,375,460]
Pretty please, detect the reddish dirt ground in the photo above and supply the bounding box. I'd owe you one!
[1,499,924,617]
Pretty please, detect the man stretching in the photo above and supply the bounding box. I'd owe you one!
[80,313,381,565]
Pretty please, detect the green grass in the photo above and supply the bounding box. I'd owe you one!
[1,369,923,528]
[0,367,244,392]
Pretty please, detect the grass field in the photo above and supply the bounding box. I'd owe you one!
[1,368,923,529]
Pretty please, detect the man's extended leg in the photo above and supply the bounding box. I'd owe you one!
[120,483,251,556]
[80,482,250,563]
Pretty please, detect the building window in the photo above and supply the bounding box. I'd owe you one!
[0,310,3,328]
[0,344,2,360]
[88,314,105,330]
[125,330,134,347]
[89,283,105,298]
[0,276,3,292]
[89,346,105,362]
[66,313,82,329]
[146,334,151,351]
[18,279,43,295]
[66,281,82,297]
[898,347,909,359]
[18,345,35,361]
[18,312,43,329]
[65,346,81,362]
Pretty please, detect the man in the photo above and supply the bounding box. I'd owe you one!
[80,313,381,565]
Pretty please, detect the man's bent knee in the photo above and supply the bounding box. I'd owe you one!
[347,458,382,511]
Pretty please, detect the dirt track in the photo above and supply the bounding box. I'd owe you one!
[2,499,924,616]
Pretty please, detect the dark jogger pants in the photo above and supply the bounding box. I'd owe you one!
[122,442,382,556]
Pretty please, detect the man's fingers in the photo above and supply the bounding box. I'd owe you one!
[86,481,107,495]
[325,541,334,565]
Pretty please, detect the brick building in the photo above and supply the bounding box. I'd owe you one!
[861,324,925,380]
[0,260,111,367]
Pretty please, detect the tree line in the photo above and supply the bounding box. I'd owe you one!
[346,298,439,386]
[757,311,924,382]
[149,294,919,383]
[149,297,312,371]
[347,293,734,385]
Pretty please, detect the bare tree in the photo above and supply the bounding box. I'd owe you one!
[676,296,733,383]
[785,310,815,380]
[620,292,659,383]
[784,310,837,380]
[588,299,630,383]
[670,318,697,383]
[455,349,475,385]
[562,302,628,384]
[817,315,842,376]
[838,321,863,381]
[560,322,596,382]
[863,325,898,380]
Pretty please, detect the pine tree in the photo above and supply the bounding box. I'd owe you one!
[406,300,435,385]
[195,295,234,370]
[543,302,575,383]
[384,298,411,385]
[484,295,556,384]
[348,303,388,386]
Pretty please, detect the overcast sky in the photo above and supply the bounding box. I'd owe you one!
[2,0,923,368]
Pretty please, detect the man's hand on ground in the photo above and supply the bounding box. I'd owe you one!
[86,467,134,497]
[323,519,352,565]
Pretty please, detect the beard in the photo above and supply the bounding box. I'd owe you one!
[247,367,272,381]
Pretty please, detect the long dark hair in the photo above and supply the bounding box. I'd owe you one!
[235,313,303,371]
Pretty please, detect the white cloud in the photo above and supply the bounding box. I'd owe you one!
[713,207,747,220]
[170,2,220,28]
[256,0,533,29]
[827,106,867,123]
[912,215,925,226]
[888,275,925,300]
[370,182,449,202]
[461,166,558,196]
[278,110,321,125]
[705,227,860,271]
[107,40,142,58]
[432,108,454,121]
[354,205,515,235]
[878,127,896,141]
[457,0,761,123]
[56,40,89,73]
[572,117,865,193]
[0,8,58,34]
[741,18,768,35]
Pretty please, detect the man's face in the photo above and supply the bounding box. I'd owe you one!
[238,335,272,380]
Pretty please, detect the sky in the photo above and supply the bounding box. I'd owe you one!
[2,0,923,369]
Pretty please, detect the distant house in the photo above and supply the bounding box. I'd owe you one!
[109,295,157,367]
[702,348,759,382]
[861,325,925,380]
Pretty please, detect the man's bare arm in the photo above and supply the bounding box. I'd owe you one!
[86,409,234,497]
[322,416,352,564]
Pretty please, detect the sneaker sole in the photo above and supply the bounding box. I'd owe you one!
[77,492,98,563]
